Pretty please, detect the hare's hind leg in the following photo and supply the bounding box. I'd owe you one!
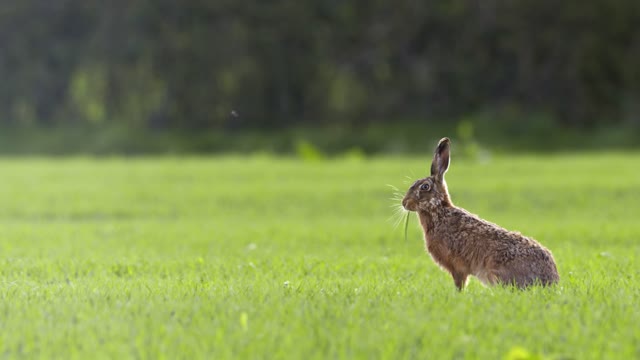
[497,261,558,288]
[494,268,533,288]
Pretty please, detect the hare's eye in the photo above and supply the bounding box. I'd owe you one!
[420,183,431,191]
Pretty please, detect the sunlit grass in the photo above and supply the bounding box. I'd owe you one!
[0,153,638,359]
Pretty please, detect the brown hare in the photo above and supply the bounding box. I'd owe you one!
[402,137,559,290]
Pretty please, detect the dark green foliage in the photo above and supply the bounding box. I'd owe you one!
[0,1,639,130]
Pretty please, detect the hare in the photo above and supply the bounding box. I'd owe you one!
[402,137,559,290]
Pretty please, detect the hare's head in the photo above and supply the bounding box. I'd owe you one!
[402,137,452,212]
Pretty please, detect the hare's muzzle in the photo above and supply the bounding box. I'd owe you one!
[402,197,417,211]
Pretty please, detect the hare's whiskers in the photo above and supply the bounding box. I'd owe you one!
[387,182,411,239]
[385,184,400,192]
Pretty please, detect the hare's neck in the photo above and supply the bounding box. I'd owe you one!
[417,204,452,234]
[417,210,435,233]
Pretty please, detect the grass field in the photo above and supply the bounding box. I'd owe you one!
[0,153,638,359]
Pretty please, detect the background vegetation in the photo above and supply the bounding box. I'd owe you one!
[1,1,639,154]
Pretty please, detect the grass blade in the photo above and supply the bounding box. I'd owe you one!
[404,211,410,243]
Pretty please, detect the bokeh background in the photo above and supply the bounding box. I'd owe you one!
[1,1,639,154]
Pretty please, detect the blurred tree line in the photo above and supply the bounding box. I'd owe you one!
[1,0,639,131]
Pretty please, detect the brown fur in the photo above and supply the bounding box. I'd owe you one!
[402,137,559,290]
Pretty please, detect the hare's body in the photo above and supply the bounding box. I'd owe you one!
[403,138,559,290]
[418,205,558,289]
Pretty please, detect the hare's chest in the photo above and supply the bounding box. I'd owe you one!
[424,234,454,267]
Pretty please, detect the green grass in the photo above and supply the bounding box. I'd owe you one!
[0,153,638,359]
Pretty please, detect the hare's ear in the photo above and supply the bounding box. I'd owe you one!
[430,137,450,180]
